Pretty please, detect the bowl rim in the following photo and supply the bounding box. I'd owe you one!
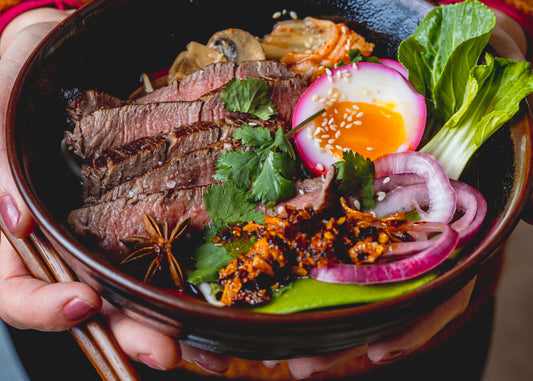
[6,0,533,330]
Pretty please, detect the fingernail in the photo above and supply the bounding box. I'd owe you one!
[195,361,227,375]
[0,196,19,234]
[139,354,166,370]
[63,298,97,321]
[368,348,407,364]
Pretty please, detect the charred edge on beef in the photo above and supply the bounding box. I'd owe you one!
[81,117,284,201]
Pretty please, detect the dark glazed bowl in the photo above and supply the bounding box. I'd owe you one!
[6,0,533,360]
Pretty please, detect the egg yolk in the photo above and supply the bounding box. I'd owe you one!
[313,101,406,160]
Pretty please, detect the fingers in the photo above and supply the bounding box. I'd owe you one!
[101,301,182,371]
[180,342,233,375]
[287,345,367,379]
[0,21,63,238]
[367,277,476,364]
[0,234,101,330]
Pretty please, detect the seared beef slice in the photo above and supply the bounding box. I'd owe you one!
[95,139,245,203]
[81,117,282,201]
[65,77,305,161]
[68,187,210,256]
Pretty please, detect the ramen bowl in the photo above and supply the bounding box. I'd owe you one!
[6,0,533,360]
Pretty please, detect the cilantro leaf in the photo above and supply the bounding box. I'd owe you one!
[337,48,381,67]
[203,182,265,228]
[335,151,375,209]
[214,125,297,204]
[221,77,278,120]
[252,151,296,206]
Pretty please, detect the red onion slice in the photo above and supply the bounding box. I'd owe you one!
[373,152,456,223]
[310,222,459,284]
[450,180,487,247]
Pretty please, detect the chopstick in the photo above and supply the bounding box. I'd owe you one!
[0,219,140,381]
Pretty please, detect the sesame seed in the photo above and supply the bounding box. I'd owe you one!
[316,162,325,171]
[343,77,351,83]
[298,188,305,195]
[290,11,298,19]
[383,177,391,184]
[340,121,345,127]
[366,146,374,151]
[330,125,337,131]
[282,9,287,14]
[345,123,352,129]
[321,134,330,138]
[335,130,341,138]
[328,118,334,125]
[353,199,361,210]
[347,116,353,121]
[328,76,333,83]
[326,144,334,150]
[352,104,360,110]
[377,191,386,202]
[352,63,358,70]
[325,68,332,76]
[314,127,323,135]
[335,145,343,150]
[311,94,319,102]
[343,113,348,119]
[328,139,335,144]
[354,120,362,125]
[272,11,282,18]
[356,112,364,118]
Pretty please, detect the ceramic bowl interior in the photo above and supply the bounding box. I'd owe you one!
[7,0,533,359]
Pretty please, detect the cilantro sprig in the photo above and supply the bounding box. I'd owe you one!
[336,48,381,67]
[334,150,376,210]
[221,77,278,120]
[214,126,297,206]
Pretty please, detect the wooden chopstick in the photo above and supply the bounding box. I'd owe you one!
[0,219,140,381]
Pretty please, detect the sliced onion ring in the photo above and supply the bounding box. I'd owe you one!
[450,179,487,247]
[372,152,456,223]
[310,222,459,285]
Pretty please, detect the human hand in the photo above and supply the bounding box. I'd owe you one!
[0,9,232,375]
[282,278,476,379]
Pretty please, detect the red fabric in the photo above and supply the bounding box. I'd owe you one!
[0,0,83,37]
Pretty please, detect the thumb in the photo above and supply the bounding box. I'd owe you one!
[0,234,101,331]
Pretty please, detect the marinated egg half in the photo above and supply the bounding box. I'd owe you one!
[292,61,426,175]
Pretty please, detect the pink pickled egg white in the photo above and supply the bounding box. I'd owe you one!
[292,61,426,175]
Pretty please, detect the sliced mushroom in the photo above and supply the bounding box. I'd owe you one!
[207,28,266,63]
[167,41,227,83]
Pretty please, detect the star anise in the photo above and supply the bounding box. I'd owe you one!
[120,214,190,290]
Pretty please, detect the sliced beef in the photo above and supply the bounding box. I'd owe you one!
[64,88,125,126]
[66,76,304,161]
[68,186,210,257]
[268,166,338,214]
[65,100,206,160]
[81,117,283,201]
[134,60,297,104]
[94,139,246,203]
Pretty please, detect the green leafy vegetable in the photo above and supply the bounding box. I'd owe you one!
[398,1,495,139]
[399,1,533,180]
[334,150,375,209]
[253,274,437,314]
[203,181,265,229]
[421,54,533,179]
[336,48,381,67]
[221,77,278,120]
[214,126,297,205]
